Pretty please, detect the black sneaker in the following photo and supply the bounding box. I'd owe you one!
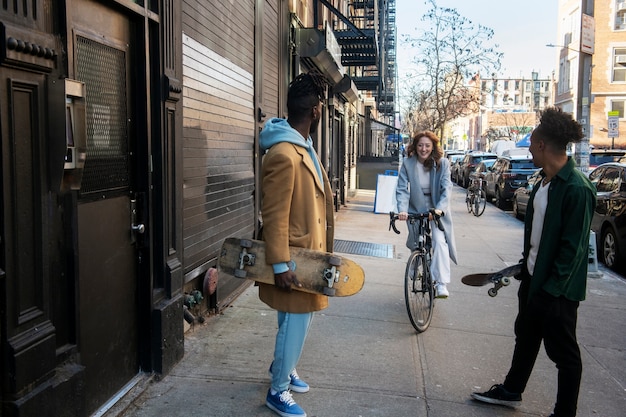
[471,384,522,407]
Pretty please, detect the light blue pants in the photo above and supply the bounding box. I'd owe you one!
[271,311,314,392]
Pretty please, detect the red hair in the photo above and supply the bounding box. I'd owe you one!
[406,131,443,169]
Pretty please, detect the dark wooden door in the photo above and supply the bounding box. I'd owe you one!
[71,1,143,412]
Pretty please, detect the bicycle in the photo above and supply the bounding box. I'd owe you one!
[465,176,487,217]
[389,209,445,333]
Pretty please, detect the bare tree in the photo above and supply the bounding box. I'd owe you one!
[486,111,537,140]
[401,0,502,138]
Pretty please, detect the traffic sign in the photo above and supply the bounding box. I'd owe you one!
[608,112,619,139]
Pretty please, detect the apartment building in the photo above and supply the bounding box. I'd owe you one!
[460,73,553,151]
[0,0,397,415]
[589,0,626,148]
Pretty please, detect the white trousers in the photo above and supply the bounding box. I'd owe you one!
[430,220,450,285]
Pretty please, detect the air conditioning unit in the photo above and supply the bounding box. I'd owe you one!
[616,55,626,64]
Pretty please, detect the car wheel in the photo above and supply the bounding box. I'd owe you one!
[601,226,621,270]
[495,188,505,209]
[512,197,522,220]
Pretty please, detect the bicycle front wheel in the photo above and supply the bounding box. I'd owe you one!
[404,252,435,332]
[473,189,487,217]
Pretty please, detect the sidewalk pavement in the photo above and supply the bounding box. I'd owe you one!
[115,186,626,417]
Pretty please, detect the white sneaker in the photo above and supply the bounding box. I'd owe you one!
[436,283,449,298]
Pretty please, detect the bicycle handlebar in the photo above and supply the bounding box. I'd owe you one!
[389,210,445,234]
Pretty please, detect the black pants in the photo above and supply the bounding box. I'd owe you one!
[503,278,582,417]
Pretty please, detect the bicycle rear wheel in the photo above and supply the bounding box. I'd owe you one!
[466,190,473,213]
[404,252,435,332]
[472,189,487,217]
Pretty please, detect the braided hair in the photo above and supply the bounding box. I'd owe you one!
[287,71,327,121]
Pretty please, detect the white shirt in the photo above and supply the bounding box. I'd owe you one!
[416,161,430,195]
[527,180,550,275]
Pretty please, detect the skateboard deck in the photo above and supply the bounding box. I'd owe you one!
[217,238,365,297]
[461,263,523,297]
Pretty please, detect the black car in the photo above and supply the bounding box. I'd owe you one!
[483,156,537,209]
[588,162,626,271]
[457,152,497,188]
[448,153,466,184]
[511,169,541,220]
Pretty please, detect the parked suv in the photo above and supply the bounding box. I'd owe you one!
[588,162,626,271]
[484,156,537,209]
[457,152,497,188]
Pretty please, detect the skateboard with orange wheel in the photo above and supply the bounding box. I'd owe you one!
[217,238,365,296]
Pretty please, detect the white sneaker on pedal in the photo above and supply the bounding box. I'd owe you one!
[435,283,449,298]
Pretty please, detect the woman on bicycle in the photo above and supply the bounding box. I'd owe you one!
[395,131,458,298]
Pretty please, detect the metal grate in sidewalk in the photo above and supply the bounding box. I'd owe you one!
[334,239,394,259]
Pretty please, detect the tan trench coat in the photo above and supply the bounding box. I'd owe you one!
[259,141,335,313]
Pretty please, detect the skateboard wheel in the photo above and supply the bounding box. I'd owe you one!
[502,277,511,286]
[323,287,336,296]
[234,269,247,279]
[328,256,342,266]
[240,239,252,248]
[488,288,497,297]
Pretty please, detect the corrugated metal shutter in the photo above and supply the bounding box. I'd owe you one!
[182,1,256,300]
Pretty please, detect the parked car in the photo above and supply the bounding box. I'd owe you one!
[588,162,626,271]
[511,169,541,220]
[589,149,626,170]
[483,156,537,209]
[447,153,465,184]
[468,159,496,184]
[457,152,497,188]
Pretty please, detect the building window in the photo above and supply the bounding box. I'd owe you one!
[613,48,626,82]
[615,0,626,30]
[611,99,625,118]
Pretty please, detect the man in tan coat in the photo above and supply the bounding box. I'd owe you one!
[259,72,334,417]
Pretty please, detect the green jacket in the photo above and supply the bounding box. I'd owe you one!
[523,157,596,302]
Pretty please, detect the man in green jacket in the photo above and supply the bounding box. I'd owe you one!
[472,107,596,417]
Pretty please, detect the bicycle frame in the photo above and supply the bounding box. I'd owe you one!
[389,211,441,332]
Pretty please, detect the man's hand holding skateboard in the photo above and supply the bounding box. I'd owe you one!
[274,270,302,292]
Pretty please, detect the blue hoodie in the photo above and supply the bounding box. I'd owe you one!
[260,117,324,274]
[260,117,323,182]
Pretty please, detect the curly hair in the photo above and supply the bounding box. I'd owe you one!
[287,71,327,121]
[406,131,443,170]
[534,107,583,151]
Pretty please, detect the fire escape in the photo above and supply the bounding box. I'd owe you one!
[312,0,397,124]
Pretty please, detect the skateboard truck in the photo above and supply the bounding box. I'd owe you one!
[322,255,343,296]
[234,239,256,278]
[488,274,510,297]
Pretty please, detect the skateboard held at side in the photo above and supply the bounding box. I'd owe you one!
[217,238,365,297]
[461,263,523,297]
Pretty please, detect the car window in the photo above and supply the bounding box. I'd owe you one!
[590,152,626,166]
[596,167,621,193]
[511,161,535,169]
[588,167,604,189]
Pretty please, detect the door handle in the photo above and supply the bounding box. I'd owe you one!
[132,223,145,234]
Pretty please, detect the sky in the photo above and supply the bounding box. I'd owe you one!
[395,0,559,81]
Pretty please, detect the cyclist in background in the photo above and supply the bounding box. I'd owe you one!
[395,131,458,298]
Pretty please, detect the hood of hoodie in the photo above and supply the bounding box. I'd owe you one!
[259,118,309,152]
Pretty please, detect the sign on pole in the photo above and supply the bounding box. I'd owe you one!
[608,111,619,139]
